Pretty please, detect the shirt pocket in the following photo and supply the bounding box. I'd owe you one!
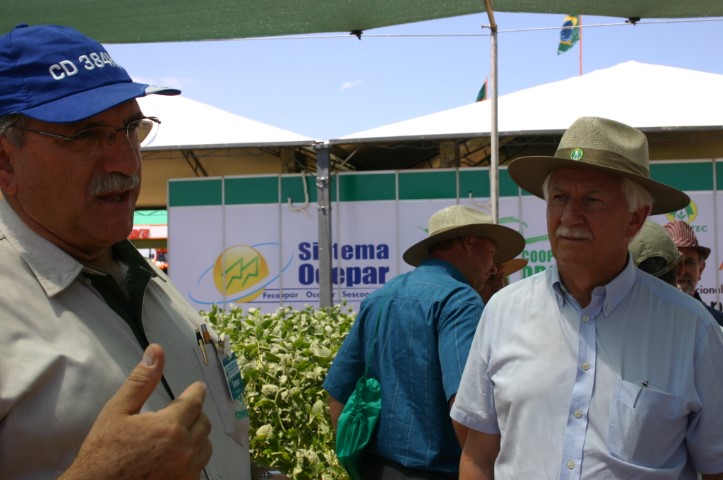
[608,378,686,468]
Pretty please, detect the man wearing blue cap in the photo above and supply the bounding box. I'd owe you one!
[0,25,250,479]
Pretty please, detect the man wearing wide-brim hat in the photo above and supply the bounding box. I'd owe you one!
[452,116,723,479]
[324,205,524,479]
[664,219,723,327]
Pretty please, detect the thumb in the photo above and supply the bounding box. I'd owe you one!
[103,343,166,416]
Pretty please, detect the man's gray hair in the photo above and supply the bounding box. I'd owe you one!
[542,171,653,213]
[0,114,26,147]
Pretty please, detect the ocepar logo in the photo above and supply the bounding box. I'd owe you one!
[213,245,269,302]
[190,243,293,305]
[666,200,698,224]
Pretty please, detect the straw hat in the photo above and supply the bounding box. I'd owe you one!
[499,258,528,276]
[629,220,683,278]
[507,116,690,215]
[403,205,525,267]
[663,220,711,260]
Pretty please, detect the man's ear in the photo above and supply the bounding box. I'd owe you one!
[626,205,651,239]
[0,137,18,195]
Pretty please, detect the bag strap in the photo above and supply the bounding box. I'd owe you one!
[363,276,398,379]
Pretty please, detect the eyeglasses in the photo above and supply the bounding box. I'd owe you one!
[19,116,161,151]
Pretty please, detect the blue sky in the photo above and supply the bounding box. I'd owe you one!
[107,13,723,140]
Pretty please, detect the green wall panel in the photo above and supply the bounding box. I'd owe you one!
[281,175,322,204]
[225,176,279,205]
[650,162,713,191]
[168,179,222,207]
[459,169,489,197]
[338,173,396,201]
[399,171,457,200]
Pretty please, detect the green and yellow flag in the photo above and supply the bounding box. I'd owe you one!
[475,77,488,102]
[557,15,580,55]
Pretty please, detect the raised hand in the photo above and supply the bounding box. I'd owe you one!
[60,344,213,480]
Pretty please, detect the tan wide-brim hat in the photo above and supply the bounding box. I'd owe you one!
[630,220,684,277]
[499,258,528,276]
[403,205,525,267]
[507,116,690,215]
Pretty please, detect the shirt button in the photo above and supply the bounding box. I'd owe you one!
[83,278,92,286]
[574,410,582,419]
[582,361,590,371]
[567,460,575,470]
[582,315,589,322]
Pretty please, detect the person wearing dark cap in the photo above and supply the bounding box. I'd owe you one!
[324,205,524,479]
[452,117,723,479]
[664,220,723,327]
[629,220,682,287]
[0,25,249,479]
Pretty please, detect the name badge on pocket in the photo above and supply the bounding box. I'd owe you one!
[221,352,249,420]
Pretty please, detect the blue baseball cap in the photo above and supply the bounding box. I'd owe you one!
[0,24,180,123]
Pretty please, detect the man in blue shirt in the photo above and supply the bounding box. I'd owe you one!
[324,205,524,479]
[453,117,723,479]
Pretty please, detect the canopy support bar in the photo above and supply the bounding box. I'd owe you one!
[484,0,499,223]
[315,143,333,307]
[182,150,209,177]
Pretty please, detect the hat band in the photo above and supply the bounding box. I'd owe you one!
[555,148,649,178]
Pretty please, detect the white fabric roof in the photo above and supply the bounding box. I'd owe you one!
[137,94,315,150]
[334,61,723,143]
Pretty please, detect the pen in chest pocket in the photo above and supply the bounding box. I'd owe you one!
[633,380,649,408]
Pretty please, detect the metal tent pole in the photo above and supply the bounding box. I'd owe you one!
[484,1,499,223]
[315,142,333,307]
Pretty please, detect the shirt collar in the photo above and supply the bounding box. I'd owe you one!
[419,258,470,285]
[551,254,637,316]
[0,201,160,298]
[0,201,83,297]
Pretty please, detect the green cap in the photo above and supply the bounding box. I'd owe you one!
[629,220,683,278]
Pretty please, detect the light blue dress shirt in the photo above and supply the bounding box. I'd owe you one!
[452,258,723,479]
[324,259,484,474]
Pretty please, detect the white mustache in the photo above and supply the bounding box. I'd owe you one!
[88,173,139,197]
[556,225,593,240]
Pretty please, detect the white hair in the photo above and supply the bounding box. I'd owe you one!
[542,170,653,213]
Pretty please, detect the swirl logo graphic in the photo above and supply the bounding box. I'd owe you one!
[666,200,698,224]
[213,245,269,302]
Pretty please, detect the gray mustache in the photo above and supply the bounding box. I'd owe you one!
[88,174,139,196]
[556,226,593,240]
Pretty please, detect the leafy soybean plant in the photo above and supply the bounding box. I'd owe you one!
[202,304,356,479]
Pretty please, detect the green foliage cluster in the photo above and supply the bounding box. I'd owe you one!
[202,303,356,479]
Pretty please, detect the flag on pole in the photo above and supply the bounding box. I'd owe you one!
[557,15,580,55]
[476,77,488,102]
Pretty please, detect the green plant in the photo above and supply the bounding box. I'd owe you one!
[201,303,356,479]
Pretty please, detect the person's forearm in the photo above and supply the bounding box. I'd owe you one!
[459,453,494,480]
[328,395,344,433]
[458,430,499,480]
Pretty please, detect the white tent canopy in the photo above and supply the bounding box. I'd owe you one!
[334,61,723,143]
[138,94,315,150]
[135,95,316,208]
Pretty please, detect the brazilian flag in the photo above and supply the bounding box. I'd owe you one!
[557,15,580,55]
[475,78,488,102]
